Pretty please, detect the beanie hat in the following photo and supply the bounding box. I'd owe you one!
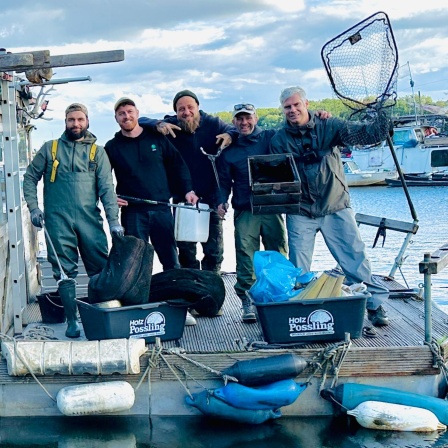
[173,90,199,111]
[65,103,88,117]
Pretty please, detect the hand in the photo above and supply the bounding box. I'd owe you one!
[156,122,181,138]
[30,208,44,228]
[117,197,128,207]
[111,225,125,237]
[185,191,199,205]
[316,110,332,119]
[216,132,232,149]
[217,203,228,219]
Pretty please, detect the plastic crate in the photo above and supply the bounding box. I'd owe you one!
[76,300,187,343]
[254,295,367,343]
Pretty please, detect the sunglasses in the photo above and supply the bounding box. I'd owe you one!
[233,103,255,111]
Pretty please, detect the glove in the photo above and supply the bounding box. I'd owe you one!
[30,208,44,228]
[111,225,125,237]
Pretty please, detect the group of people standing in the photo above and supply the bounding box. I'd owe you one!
[23,86,391,338]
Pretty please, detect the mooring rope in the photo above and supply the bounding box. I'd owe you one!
[424,339,448,394]
[306,339,352,391]
[0,333,57,402]
[164,347,238,384]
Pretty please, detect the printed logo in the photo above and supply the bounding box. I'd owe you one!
[129,311,166,339]
[288,309,335,337]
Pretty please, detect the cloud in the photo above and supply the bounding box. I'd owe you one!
[1,0,447,147]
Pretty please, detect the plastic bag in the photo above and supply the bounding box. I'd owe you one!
[249,251,314,303]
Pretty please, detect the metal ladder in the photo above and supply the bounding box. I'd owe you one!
[1,73,27,334]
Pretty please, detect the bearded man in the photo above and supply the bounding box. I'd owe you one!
[23,103,123,338]
[139,90,238,273]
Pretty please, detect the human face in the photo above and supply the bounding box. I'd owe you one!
[233,113,258,136]
[115,104,139,133]
[176,96,200,133]
[65,111,89,141]
[282,93,309,127]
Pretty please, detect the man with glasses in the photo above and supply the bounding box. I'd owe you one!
[216,103,288,322]
[139,90,238,274]
[270,86,390,327]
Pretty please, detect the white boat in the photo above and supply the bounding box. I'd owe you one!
[345,119,448,176]
[342,159,398,186]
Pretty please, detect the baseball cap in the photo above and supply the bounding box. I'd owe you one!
[65,103,88,117]
[173,90,199,111]
[114,97,136,111]
[232,103,256,118]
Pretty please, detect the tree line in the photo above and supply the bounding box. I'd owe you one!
[214,95,448,131]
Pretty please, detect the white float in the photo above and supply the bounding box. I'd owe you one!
[347,400,447,432]
[56,381,135,416]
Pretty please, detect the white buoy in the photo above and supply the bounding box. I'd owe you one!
[347,400,447,432]
[56,381,135,416]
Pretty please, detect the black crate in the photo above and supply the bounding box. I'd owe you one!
[76,300,187,343]
[248,154,301,214]
[254,295,367,343]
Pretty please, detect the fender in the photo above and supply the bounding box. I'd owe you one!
[347,400,446,432]
[322,383,448,425]
[186,390,282,424]
[212,379,307,410]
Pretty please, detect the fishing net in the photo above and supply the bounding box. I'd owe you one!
[321,11,398,146]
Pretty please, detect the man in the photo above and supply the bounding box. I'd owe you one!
[216,104,288,323]
[139,90,239,273]
[270,86,390,326]
[105,97,198,271]
[23,103,123,338]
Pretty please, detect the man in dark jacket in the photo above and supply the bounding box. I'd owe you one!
[270,86,391,326]
[105,97,198,273]
[139,90,238,273]
[217,104,288,323]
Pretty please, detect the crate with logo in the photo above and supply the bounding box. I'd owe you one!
[248,154,301,214]
[76,300,187,343]
[254,295,367,343]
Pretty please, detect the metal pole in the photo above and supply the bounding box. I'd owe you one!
[423,252,432,343]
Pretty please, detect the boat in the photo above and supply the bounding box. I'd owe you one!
[342,158,397,186]
[345,115,448,177]
[386,171,448,187]
[2,54,448,420]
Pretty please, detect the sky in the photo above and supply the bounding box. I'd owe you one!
[2,0,448,148]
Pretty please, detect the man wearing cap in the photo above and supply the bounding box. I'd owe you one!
[23,103,123,338]
[139,90,238,274]
[216,104,288,323]
[105,97,198,274]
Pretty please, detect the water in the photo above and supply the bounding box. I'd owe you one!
[23,185,448,447]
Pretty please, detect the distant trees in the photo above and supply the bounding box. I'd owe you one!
[214,95,448,130]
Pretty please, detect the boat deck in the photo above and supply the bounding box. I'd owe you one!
[1,273,448,417]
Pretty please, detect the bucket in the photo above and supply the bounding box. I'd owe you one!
[174,202,210,242]
[37,292,66,324]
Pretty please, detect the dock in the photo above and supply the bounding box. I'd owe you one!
[1,271,448,418]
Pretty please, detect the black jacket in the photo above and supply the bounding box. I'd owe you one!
[139,111,238,206]
[105,127,192,210]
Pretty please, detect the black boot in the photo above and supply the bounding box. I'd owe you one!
[58,279,81,338]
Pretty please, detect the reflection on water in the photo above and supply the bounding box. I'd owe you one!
[0,415,447,448]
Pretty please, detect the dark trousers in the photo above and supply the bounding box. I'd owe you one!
[121,207,180,270]
[177,210,224,272]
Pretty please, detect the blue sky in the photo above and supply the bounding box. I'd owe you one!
[2,0,447,148]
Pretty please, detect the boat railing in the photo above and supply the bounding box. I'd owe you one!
[419,243,448,343]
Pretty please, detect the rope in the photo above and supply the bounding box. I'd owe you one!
[0,333,57,402]
[306,339,352,391]
[164,348,238,384]
[424,339,448,394]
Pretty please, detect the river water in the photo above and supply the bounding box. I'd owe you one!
[7,185,448,448]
